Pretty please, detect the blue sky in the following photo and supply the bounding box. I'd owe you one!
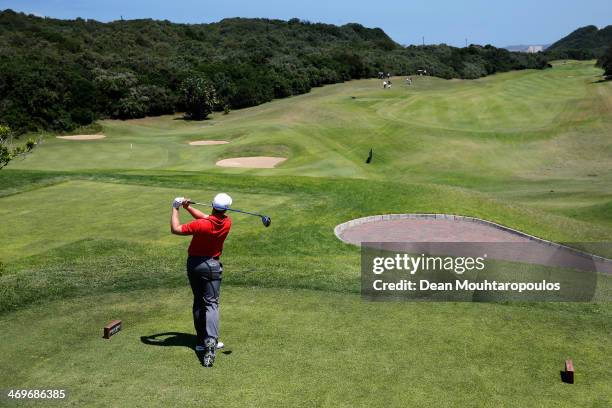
[1,0,610,46]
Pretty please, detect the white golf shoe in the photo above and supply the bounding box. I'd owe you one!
[195,341,224,351]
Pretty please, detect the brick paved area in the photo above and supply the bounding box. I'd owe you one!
[339,218,530,243]
[336,216,612,274]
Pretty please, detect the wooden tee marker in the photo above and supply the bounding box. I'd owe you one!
[563,359,574,384]
[103,320,122,339]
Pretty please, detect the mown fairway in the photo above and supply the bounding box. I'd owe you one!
[1,61,611,407]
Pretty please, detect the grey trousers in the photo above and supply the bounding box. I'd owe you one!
[187,256,222,344]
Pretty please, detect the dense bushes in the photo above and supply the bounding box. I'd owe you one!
[0,9,548,133]
[0,124,35,169]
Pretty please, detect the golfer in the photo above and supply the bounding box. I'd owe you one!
[170,193,233,367]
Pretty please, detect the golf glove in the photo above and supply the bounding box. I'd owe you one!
[172,197,185,209]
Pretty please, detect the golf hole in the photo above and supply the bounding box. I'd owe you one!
[188,140,230,146]
[56,134,106,140]
[216,157,287,168]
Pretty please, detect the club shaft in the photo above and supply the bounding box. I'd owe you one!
[189,201,265,218]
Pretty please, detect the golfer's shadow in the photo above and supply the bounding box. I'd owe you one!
[140,332,232,365]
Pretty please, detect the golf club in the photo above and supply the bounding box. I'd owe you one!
[188,200,271,227]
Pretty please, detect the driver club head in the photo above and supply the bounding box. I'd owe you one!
[261,216,271,227]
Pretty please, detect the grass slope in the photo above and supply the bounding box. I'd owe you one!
[1,61,611,406]
[1,287,610,407]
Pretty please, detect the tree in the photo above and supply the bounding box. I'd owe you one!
[597,45,612,79]
[180,76,218,120]
[114,87,150,119]
[0,125,36,169]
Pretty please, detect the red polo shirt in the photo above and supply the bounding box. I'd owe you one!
[181,214,232,257]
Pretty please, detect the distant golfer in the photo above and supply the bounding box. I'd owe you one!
[170,193,233,367]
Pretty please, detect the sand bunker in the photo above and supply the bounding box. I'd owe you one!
[335,214,612,274]
[56,134,106,140]
[188,140,229,146]
[216,157,287,168]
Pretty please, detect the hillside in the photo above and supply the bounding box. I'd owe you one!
[0,9,547,133]
[1,61,611,405]
[547,25,612,59]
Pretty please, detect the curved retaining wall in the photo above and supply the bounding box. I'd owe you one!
[334,213,612,265]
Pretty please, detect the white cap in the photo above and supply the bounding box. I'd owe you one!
[212,193,232,211]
